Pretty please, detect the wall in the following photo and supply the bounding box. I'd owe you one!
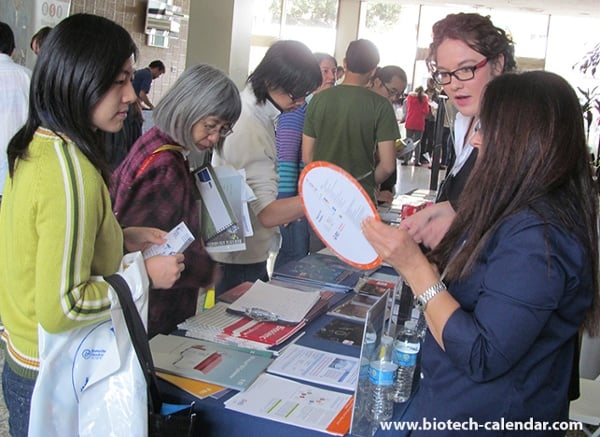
[4,0,254,101]
[187,0,253,89]
[70,0,190,105]
[335,0,361,65]
[1,0,36,69]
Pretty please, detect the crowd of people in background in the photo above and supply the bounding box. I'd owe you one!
[0,9,599,437]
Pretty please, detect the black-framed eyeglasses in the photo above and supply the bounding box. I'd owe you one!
[432,58,488,86]
[381,81,402,99]
[287,90,311,102]
[203,122,234,138]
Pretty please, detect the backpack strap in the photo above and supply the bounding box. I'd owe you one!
[135,144,185,178]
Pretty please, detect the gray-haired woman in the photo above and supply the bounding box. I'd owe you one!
[110,63,242,337]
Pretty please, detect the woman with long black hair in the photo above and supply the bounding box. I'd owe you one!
[0,14,183,435]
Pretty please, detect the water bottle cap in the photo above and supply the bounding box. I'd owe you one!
[381,335,393,345]
[405,320,417,330]
[364,331,377,344]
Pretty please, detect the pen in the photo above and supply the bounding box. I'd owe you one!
[272,331,306,357]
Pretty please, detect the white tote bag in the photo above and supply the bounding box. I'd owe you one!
[29,252,149,437]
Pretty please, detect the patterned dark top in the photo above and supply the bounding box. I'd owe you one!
[111,126,215,337]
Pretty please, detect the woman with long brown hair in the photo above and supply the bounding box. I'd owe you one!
[362,71,599,433]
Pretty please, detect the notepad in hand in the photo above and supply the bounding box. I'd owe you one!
[195,163,237,241]
[227,280,321,325]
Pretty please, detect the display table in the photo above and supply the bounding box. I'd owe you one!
[159,313,357,436]
[158,266,416,437]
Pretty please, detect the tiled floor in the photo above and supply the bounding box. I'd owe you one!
[395,160,441,195]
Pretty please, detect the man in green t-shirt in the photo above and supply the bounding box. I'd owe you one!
[302,39,399,204]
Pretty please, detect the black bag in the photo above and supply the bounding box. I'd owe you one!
[105,274,198,437]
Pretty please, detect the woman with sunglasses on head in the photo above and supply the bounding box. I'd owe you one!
[111,64,242,337]
[401,13,516,249]
[211,40,321,294]
[363,70,599,435]
[0,14,184,436]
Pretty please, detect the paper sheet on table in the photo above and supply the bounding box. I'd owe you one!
[224,373,354,436]
[299,161,381,270]
[267,344,359,392]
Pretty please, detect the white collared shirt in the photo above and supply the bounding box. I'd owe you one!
[0,54,31,194]
[450,112,474,177]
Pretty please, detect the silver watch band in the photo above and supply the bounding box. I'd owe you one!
[416,281,446,310]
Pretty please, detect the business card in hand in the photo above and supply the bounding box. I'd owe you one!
[142,221,195,259]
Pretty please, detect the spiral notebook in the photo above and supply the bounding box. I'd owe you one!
[194,163,236,240]
[227,280,321,325]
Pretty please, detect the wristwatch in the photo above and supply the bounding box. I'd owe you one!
[414,281,446,311]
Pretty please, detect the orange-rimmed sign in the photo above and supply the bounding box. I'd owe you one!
[298,161,382,270]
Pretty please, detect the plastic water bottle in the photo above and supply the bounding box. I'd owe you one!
[357,321,377,415]
[392,320,420,403]
[367,335,397,422]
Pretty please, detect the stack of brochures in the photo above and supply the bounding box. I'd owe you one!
[327,272,400,322]
[179,281,335,348]
[267,344,359,392]
[228,344,359,435]
[149,334,273,391]
[179,302,306,348]
[272,252,367,292]
[327,294,379,322]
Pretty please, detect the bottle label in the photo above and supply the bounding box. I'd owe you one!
[359,357,370,378]
[393,348,418,367]
[368,363,396,385]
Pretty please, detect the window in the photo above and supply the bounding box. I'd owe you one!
[358,1,600,150]
[358,2,420,89]
[358,2,550,90]
[250,0,339,73]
